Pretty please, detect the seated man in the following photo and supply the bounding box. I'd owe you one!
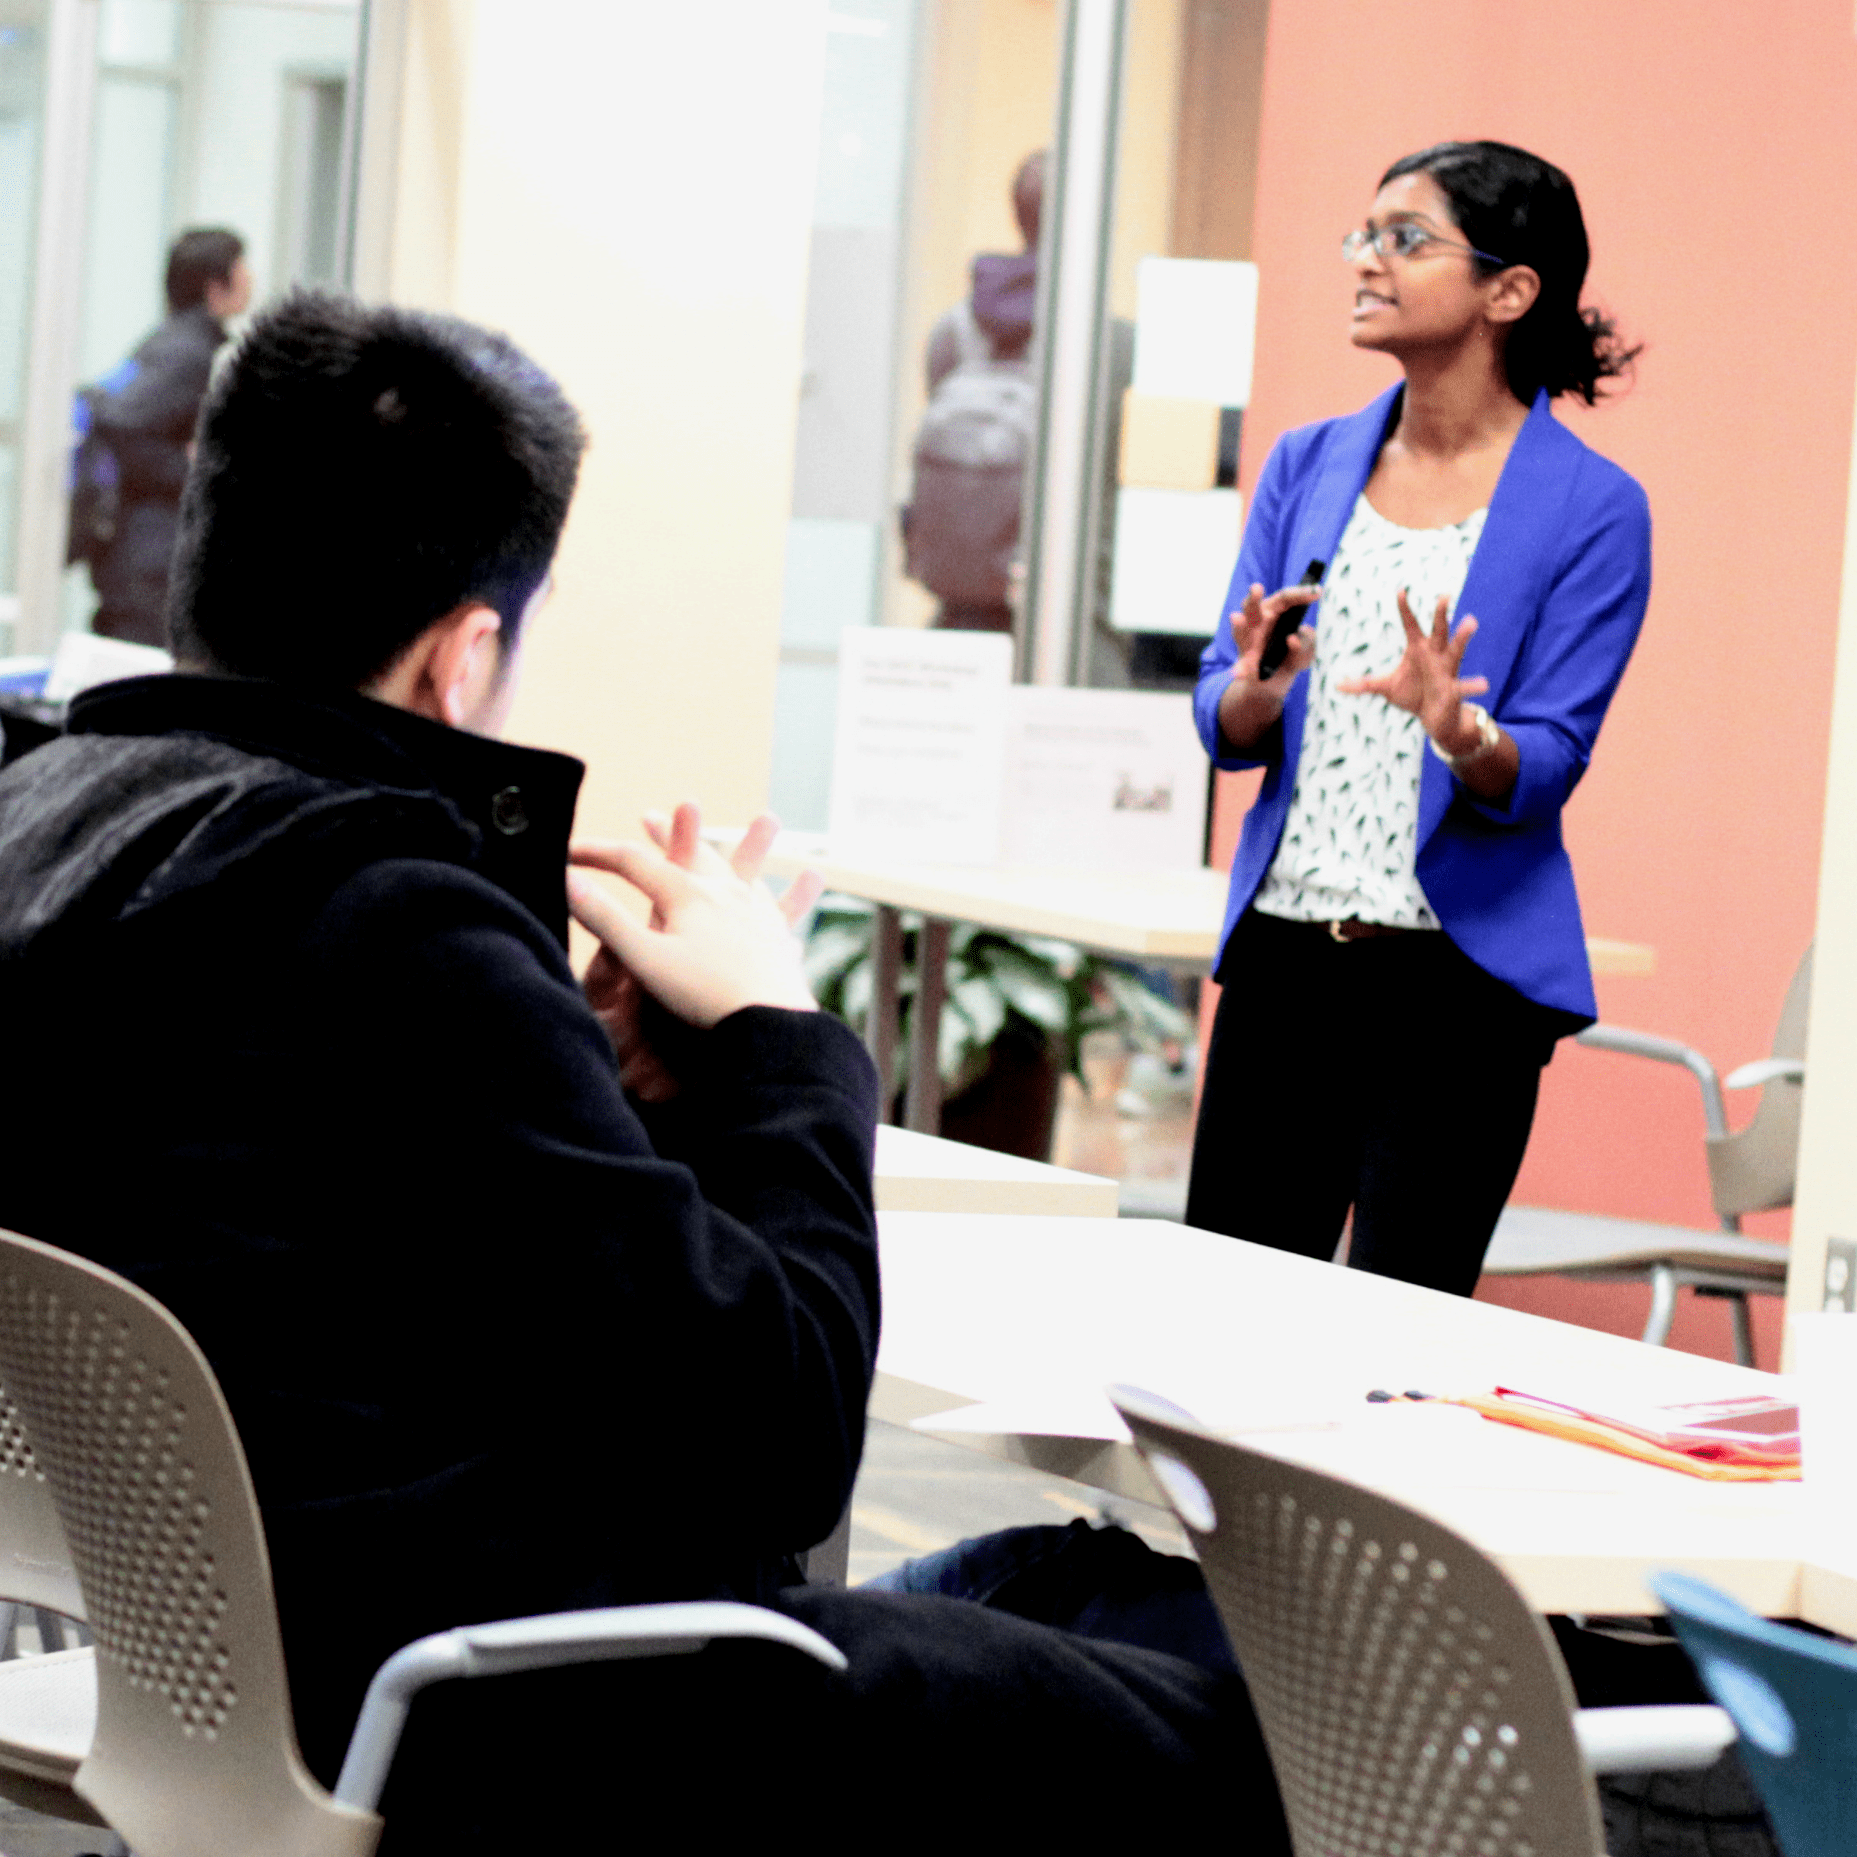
[0,295,1284,1850]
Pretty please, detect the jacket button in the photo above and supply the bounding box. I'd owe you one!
[490,786,529,835]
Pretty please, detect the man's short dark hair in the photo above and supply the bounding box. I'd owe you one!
[165,228,245,313]
[167,292,586,688]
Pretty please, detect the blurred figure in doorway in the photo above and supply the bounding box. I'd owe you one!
[904,151,1044,634]
[902,151,1133,675]
[79,227,251,646]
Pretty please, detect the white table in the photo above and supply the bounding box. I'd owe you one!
[872,1211,1842,1625]
[751,833,1656,1134]
[874,1126,1117,1217]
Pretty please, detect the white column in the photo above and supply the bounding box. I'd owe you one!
[1020,0,1125,688]
[341,0,410,300]
[14,0,100,654]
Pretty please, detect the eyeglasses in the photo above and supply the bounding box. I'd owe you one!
[1342,223,1508,268]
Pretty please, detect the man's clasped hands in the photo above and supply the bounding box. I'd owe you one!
[569,804,824,1103]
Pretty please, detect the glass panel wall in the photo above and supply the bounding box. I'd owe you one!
[767,0,920,831]
[0,3,52,625]
[63,0,360,633]
[767,0,1271,818]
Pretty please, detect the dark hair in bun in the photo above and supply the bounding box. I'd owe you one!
[1380,140,1639,405]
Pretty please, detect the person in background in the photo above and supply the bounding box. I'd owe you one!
[903,149,1135,682]
[85,226,251,645]
[1186,141,1651,1296]
[904,150,1044,634]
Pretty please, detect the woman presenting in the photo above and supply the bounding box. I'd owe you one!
[1186,140,1649,1296]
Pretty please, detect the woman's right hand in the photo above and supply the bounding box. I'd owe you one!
[1216,580,1320,753]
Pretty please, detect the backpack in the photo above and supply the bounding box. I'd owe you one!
[904,304,1036,607]
[64,384,122,571]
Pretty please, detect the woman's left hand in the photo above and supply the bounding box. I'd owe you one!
[1336,588,1490,753]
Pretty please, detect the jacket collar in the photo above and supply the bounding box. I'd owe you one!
[66,675,586,944]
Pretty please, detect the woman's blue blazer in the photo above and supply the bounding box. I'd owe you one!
[1194,385,1652,1026]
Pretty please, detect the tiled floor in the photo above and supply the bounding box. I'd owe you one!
[1050,1040,1196,1220]
[0,1804,120,1857]
[847,1417,1190,1586]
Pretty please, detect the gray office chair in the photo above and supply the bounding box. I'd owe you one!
[1112,1386,1735,1857]
[0,1227,848,1857]
[1482,949,1807,1367]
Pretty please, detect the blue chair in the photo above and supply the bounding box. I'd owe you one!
[1651,1569,1857,1857]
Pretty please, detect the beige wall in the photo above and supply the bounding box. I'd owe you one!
[379,0,827,848]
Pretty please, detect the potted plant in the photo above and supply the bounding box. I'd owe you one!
[803,896,1193,1161]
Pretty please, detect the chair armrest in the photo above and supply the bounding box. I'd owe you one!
[1573,1703,1736,1774]
[1576,1024,1729,1142]
[1723,1057,1806,1091]
[333,1602,847,1811]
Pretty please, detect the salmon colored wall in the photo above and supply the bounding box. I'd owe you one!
[1208,1,1857,1365]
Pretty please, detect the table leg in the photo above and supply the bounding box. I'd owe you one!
[868,904,903,1122]
[905,915,950,1134]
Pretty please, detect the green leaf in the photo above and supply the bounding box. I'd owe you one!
[1092,965,1194,1047]
[803,921,870,994]
[979,960,1071,1034]
[947,972,1008,1051]
[940,990,988,1087]
[839,960,873,1034]
[1015,934,1084,978]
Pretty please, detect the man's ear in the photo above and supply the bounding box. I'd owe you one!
[1485,265,1542,328]
[365,604,503,726]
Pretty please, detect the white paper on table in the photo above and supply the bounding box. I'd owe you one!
[999,685,1208,872]
[1130,257,1258,407]
[826,627,1011,865]
[912,1392,1130,1442]
[1109,485,1242,636]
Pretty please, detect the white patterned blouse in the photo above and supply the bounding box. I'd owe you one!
[1253,492,1488,930]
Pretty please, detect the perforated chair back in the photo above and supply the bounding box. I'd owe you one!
[1708,946,1811,1221]
[1652,1569,1857,1857]
[0,1368,83,1623]
[1113,1388,1605,1857]
[0,1227,379,1857]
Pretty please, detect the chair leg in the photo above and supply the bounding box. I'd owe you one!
[1642,1265,1679,1347]
[1727,1293,1756,1369]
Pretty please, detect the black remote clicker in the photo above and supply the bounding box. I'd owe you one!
[1257,558,1326,679]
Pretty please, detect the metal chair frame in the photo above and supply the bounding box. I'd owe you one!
[1484,952,1810,1368]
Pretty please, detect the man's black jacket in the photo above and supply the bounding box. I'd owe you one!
[0,675,881,1783]
[89,308,228,643]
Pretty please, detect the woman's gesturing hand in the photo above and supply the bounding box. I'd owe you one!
[1215,579,1320,753]
[1230,580,1318,693]
[570,804,819,1049]
[1337,588,1490,749]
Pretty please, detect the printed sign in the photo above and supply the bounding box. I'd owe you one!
[1001,685,1207,871]
[826,627,1012,864]
[828,633,1209,872]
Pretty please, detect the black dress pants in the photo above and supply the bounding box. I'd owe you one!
[1185,909,1561,1297]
